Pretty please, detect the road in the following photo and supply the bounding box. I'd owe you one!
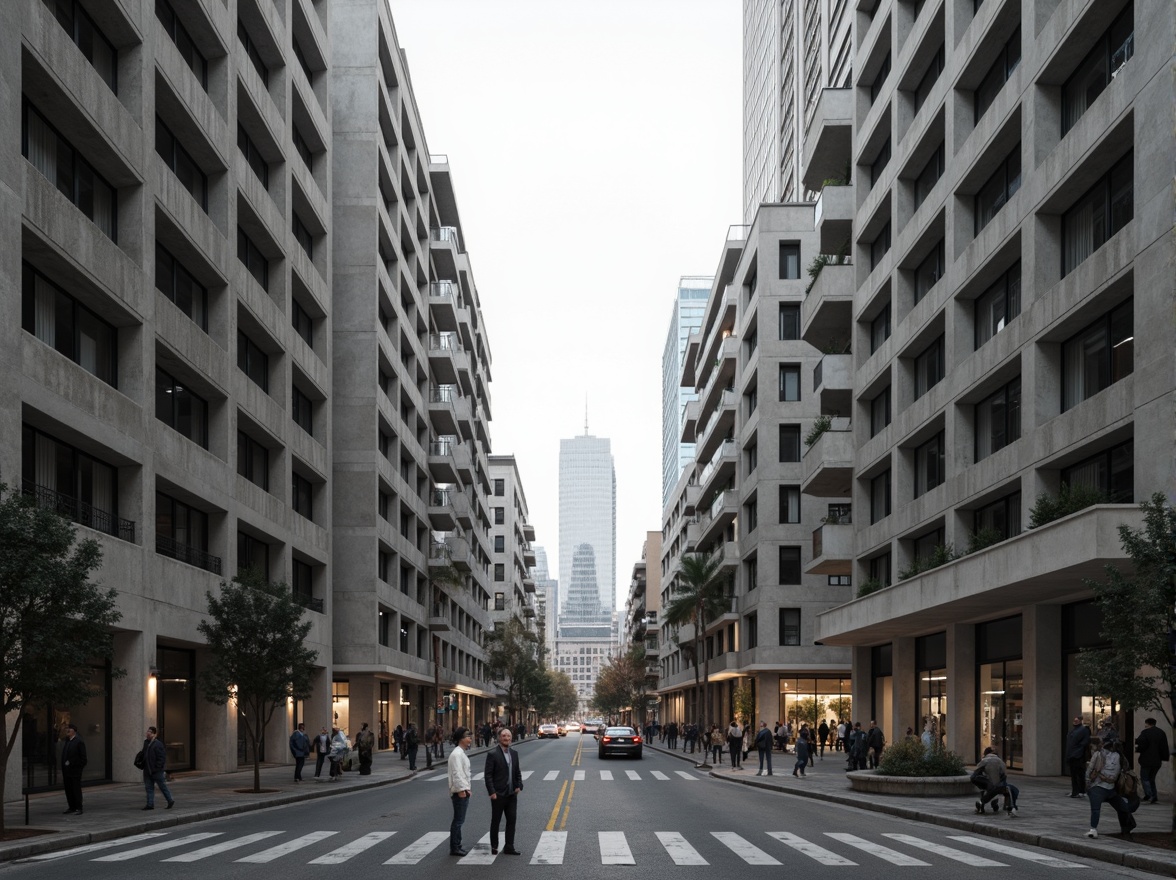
[0,733,1160,878]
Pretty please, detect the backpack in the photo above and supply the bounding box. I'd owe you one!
[406,729,418,748]
[1116,765,1142,800]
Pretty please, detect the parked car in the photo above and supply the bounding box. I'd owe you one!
[538,723,560,739]
[556,722,568,737]
[598,726,643,759]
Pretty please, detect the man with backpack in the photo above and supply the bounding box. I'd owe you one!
[1085,735,1135,838]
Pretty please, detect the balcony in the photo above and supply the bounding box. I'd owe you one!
[428,608,452,632]
[683,480,701,515]
[428,333,461,384]
[698,336,738,416]
[156,535,222,575]
[801,418,854,497]
[683,518,700,552]
[430,226,460,277]
[814,185,853,254]
[428,487,456,531]
[698,490,738,547]
[429,280,461,332]
[523,603,536,618]
[697,439,737,499]
[801,262,854,349]
[801,88,853,192]
[806,522,854,576]
[710,542,740,574]
[523,576,536,593]
[294,592,325,614]
[813,353,853,415]
[522,523,535,542]
[695,389,737,462]
[428,384,459,435]
[427,436,459,483]
[430,535,472,571]
[523,543,536,567]
[681,398,700,443]
[23,481,135,543]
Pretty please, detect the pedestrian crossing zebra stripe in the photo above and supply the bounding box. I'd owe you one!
[767,832,856,865]
[674,770,697,780]
[457,833,496,865]
[162,832,284,862]
[650,770,670,780]
[92,833,225,861]
[883,834,1007,867]
[946,836,1090,868]
[599,831,635,865]
[656,831,708,865]
[825,833,931,866]
[626,769,640,780]
[236,831,340,863]
[531,831,567,865]
[21,833,168,861]
[573,770,585,780]
[712,832,781,865]
[384,831,448,864]
[543,770,559,780]
[308,831,396,864]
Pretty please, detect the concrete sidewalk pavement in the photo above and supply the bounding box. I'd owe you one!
[651,741,1175,875]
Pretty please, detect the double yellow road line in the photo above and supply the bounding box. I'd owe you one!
[545,735,583,831]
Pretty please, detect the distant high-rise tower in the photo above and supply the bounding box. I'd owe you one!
[558,432,616,633]
[533,546,558,658]
[662,278,710,508]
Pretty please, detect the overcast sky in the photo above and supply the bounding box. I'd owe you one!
[386,0,742,608]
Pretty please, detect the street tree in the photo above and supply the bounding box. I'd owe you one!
[197,568,317,792]
[0,484,122,836]
[545,669,579,721]
[486,617,541,724]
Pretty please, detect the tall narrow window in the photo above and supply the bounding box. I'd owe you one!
[975,378,1021,461]
[914,142,945,209]
[237,227,269,291]
[293,214,314,259]
[1061,298,1133,411]
[779,365,801,401]
[914,336,945,398]
[869,139,891,189]
[155,243,208,331]
[779,303,800,340]
[869,53,891,105]
[779,547,802,584]
[974,27,1021,122]
[237,19,269,86]
[156,491,214,572]
[238,123,269,190]
[779,485,801,524]
[975,145,1021,235]
[1062,152,1133,276]
[913,44,945,114]
[779,425,801,462]
[974,262,1021,348]
[870,470,891,524]
[156,116,207,212]
[48,0,118,92]
[156,367,209,447]
[292,472,313,520]
[22,264,117,386]
[779,609,801,646]
[779,242,801,280]
[870,387,891,437]
[293,127,314,172]
[870,304,891,353]
[870,222,891,270]
[236,431,269,490]
[156,0,207,89]
[914,239,946,304]
[1062,4,1134,134]
[292,299,313,347]
[914,431,946,497]
[237,331,268,392]
[292,385,313,435]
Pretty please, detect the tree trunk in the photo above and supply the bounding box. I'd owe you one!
[0,714,15,836]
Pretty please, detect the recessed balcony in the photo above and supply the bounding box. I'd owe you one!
[801,418,854,497]
[698,489,738,547]
[813,353,853,416]
[430,226,460,277]
[801,88,853,193]
[695,389,737,462]
[683,481,701,515]
[428,332,461,383]
[801,263,854,349]
[681,398,700,443]
[428,487,456,531]
[815,185,853,254]
[427,436,459,483]
[428,384,459,435]
[429,281,461,332]
[697,439,737,500]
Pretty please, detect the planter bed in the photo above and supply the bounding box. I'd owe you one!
[846,770,974,797]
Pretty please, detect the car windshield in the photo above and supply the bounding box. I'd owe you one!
[605,727,634,735]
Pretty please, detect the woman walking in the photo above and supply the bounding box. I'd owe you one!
[708,724,724,765]
[1085,735,1135,839]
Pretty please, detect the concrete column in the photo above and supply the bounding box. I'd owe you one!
[892,638,916,734]
[193,648,237,772]
[305,666,332,735]
[348,675,376,740]
[1023,605,1061,776]
[947,623,977,761]
[113,631,147,782]
[755,672,778,728]
[852,645,873,726]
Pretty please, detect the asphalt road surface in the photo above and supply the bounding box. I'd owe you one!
[0,734,1161,878]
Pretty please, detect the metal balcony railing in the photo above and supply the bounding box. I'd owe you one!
[430,280,460,301]
[430,488,451,506]
[429,435,457,456]
[155,535,222,575]
[430,226,460,248]
[23,481,135,543]
[429,332,460,352]
[430,384,457,403]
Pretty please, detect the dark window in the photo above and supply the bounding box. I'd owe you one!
[48,0,118,92]
[156,115,207,212]
[870,305,891,353]
[870,470,891,524]
[22,101,117,241]
[828,575,851,587]
[294,560,315,608]
[779,485,800,523]
[912,528,945,565]
[292,299,313,347]
[913,44,945,114]
[779,242,801,279]
[237,227,269,291]
[156,491,215,571]
[779,303,801,340]
[292,472,313,520]
[975,144,1022,235]
[914,431,946,497]
[238,124,269,189]
[974,26,1021,123]
[237,331,268,392]
[292,36,314,83]
[870,387,891,437]
[494,592,505,612]
[869,222,891,270]
[237,19,269,86]
[779,608,801,646]
[870,138,891,189]
[494,535,504,553]
[779,365,800,402]
[236,431,269,490]
[869,53,891,104]
[156,0,207,89]
[1062,4,1134,134]
[746,557,758,591]
[747,614,758,649]
[293,214,313,259]
[22,263,117,386]
[869,552,892,587]
[914,336,945,398]
[378,609,390,646]
[494,478,505,496]
[22,425,127,540]
[975,378,1021,460]
[1062,298,1133,410]
[914,239,946,303]
[378,491,389,520]
[1062,152,1133,276]
[974,262,1021,348]
[156,367,208,447]
[155,243,208,331]
[293,126,314,171]
[237,530,269,579]
[779,546,802,584]
[494,507,504,525]
[745,499,758,533]
[974,492,1022,540]
[494,563,504,582]
[914,142,945,209]
[779,425,801,462]
[1061,440,1133,503]
[292,385,313,435]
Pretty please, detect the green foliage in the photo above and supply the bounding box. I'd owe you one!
[789,696,826,726]
[0,483,122,833]
[857,578,884,598]
[966,527,1006,554]
[732,682,756,727]
[804,415,833,448]
[1028,483,1111,528]
[591,646,657,726]
[877,737,967,777]
[897,544,958,581]
[197,568,317,791]
[485,618,545,723]
[663,554,733,727]
[545,669,579,721]
[826,696,852,721]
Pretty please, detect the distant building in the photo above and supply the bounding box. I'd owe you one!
[662,278,711,508]
[558,432,616,627]
[533,546,558,660]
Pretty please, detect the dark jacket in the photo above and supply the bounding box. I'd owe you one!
[484,745,523,798]
[1135,726,1170,771]
[289,729,311,758]
[60,735,87,778]
[866,727,885,751]
[142,737,167,775]
[754,726,773,750]
[1066,723,1091,761]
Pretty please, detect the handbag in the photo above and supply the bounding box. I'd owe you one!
[133,750,145,770]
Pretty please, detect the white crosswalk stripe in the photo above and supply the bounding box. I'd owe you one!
[626,769,641,780]
[712,832,781,865]
[457,833,496,864]
[656,831,708,865]
[530,831,567,865]
[599,831,634,865]
[650,770,670,780]
[473,771,485,780]
[767,831,856,865]
[573,770,585,780]
[675,770,698,780]
[521,770,534,779]
[20,833,168,862]
[420,773,446,782]
[385,832,449,864]
[162,832,284,862]
[947,836,1090,868]
[825,833,931,866]
[93,833,224,861]
[308,831,396,864]
[600,770,613,780]
[237,831,340,863]
[883,833,1008,866]
[544,770,560,780]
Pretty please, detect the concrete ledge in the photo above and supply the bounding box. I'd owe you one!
[846,770,974,797]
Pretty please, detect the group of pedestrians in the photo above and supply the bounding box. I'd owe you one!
[58,722,177,815]
[446,725,524,857]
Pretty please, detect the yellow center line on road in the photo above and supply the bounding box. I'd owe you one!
[545,780,569,832]
[571,737,582,766]
[559,781,574,831]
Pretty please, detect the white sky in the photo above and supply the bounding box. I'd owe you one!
[386,0,742,608]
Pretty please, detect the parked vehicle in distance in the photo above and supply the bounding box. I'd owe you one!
[581,720,602,735]
[538,723,560,739]
[598,726,642,759]
[556,722,567,736]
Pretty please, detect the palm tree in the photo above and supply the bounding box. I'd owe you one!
[663,552,731,768]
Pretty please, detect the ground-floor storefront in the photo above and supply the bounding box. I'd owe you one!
[330,673,495,747]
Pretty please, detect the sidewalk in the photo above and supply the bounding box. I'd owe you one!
[651,742,1175,875]
[0,740,507,862]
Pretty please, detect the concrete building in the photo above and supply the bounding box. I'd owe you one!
[533,545,558,660]
[622,531,663,721]
[662,277,710,509]
[487,455,537,635]
[808,0,1175,784]
[557,431,616,628]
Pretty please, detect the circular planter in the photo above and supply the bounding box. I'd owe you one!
[846,770,974,797]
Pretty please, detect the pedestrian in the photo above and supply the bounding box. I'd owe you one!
[405,722,420,771]
[484,726,523,855]
[726,719,744,770]
[973,746,1018,816]
[708,724,724,765]
[817,719,830,759]
[835,719,846,752]
[1134,718,1170,805]
[140,726,175,810]
[1066,715,1091,797]
[793,727,810,777]
[328,726,348,781]
[355,722,375,776]
[313,726,331,778]
[394,724,405,757]
[866,720,885,769]
[289,722,310,783]
[448,726,473,856]
[754,721,774,776]
[847,722,867,771]
[60,722,86,815]
[1085,735,1134,838]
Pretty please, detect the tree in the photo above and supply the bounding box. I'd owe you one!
[198,568,318,792]
[732,681,756,728]
[0,484,122,835]
[485,618,542,724]
[545,669,579,722]
[827,695,852,722]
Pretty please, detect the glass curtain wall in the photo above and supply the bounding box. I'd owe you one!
[156,647,196,771]
[916,633,947,749]
[977,616,1023,769]
[779,677,852,731]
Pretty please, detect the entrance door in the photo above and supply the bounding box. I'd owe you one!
[979,659,1023,770]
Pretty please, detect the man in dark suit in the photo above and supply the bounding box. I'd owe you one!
[60,723,87,814]
[1135,717,1171,804]
[484,726,523,855]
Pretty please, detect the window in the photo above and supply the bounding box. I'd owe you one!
[745,499,758,533]
[494,592,505,611]
[869,139,891,189]
[493,479,504,496]
[914,44,945,114]
[912,528,944,565]
[747,613,758,649]
[869,53,891,105]
[914,142,945,209]
[914,431,946,497]
[829,575,851,586]
[974,492,1021,541]
[292,385,313,435]
[293,126,314,171]
[1061,440,1133,503]
[1062,299,1133,410]
[914,239,945,303]
[237,331,268,392]
[156,116,207,212]
[293,214,313,259]
[22,427,128,542]
[155,491,212,569]
[22,264,116,386]
[22,102,117,240]
[779,365,800,401]
[292,299,313,347]
[745,556,758,591]
[870,222,891,270]
[779,242,801,279]
[1062,4,1134,134]
[1062,152,1133,276]
[779,425,801,462]
[975,378,1021,460]
[292,472,313,520]
[292,36,314,83]
[378,610,390,647]
[236,431,269,490]
[914,336,945,398]
[237,530,269,579]
[974,27,1021,122]
[974,145,1021,235]
[869,552,892,587]
[779,546,802,584]
[237,227,269,291]
[745,442,758,474]
[237,19,269,86]
[870,387,891,437]
[974,262,1021,348]
[494,535,504,553]
[156,367,208,447]
[870,305,891,353]
[155,243,208,331]
[779,485,800,523]
[156,0,207,89]
[493,507,504,525]
[870,470,891,523]
[48,0,117,92]
[779,303,800,340]
[493,563,505,582]
[238,124,268,189]
[378,491,390,520]
[779,608,801,646]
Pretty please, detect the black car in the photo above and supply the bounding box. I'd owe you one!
[597,726,643,759]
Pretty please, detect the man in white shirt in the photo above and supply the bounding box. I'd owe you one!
[447,726,473,856]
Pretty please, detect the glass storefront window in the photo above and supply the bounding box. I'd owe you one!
[1062,600,1130,771]
[379,682,391,749]
[778,677,852,730]
[156,646,195,771]
[21,664,111,789]
[916,632,947,749]
[332,680,350,735]
[979,660,1024,769]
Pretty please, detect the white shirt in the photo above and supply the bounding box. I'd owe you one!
[448,744,471,794]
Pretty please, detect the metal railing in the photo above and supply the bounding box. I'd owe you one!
[430,226,461,248]
[430,384,457,403]
[429,280,460,301]
[23,481,135,543]
[295,592,324,613]
[429,332,460,352]
[429,435,457,456]
[155,535,222,575]
[430,488,451,506]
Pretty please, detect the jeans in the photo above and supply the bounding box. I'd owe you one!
[1088,784,1129,829]
[144,770,173,807]
[757,747,772,774]
[293,756,306,780]
[315,752,328,777]
[1068,757,1087,795]
[711,745,722,764]
[450,793,470,853]
[1141,766,1159,801]
[407,745,418,771]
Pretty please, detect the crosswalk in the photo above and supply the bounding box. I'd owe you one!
[415,768,705,782]
[22,828,1091,868]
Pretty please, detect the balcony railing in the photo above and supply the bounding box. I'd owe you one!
[155,534,222,575]
[429,435,457,456]
[430,488,451,506]
[430,384,457,403]
[429,332,460,352]
[430,226,461,248]
[698,439,736,486]
[23,481,135,543]
[429,280,460,302]
[295,592,324,613]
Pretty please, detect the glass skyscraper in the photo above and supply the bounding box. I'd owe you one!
[661,278,711,508]
[557,433,615,634]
